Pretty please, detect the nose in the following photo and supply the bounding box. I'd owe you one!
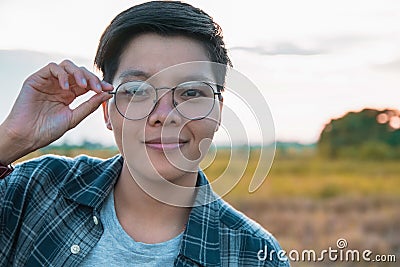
[147,90,182,126]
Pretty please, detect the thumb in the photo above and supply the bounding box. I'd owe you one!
[70,92,112,129]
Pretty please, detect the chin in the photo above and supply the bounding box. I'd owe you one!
[150,159,193,181]
[124,147,199,185]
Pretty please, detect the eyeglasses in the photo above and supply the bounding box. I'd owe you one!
[109,80,221,120]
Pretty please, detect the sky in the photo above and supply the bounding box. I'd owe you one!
[1,0,400,145]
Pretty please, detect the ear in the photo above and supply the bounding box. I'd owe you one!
[102,101,113,130]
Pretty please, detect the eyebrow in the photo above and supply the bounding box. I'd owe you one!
[180,74,215,83]
[118,69,151,81]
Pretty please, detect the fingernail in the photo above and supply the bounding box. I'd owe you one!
[64,81,69,89]
[101,81,112,88]
[96,83,102,90]
[81,78,87,86]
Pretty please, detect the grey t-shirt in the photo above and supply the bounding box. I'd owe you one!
[80,190,183,266]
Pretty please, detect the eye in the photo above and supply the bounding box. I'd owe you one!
[181,89,202,98]
[126,87,148,96]
[116,81,154,103]
[119,82,152,96]
[177,82,213,99]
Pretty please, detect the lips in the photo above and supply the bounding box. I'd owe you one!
[144,138,188,151]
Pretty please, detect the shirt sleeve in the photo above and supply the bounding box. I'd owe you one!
[0,162,30,265]
[0,156,72,266]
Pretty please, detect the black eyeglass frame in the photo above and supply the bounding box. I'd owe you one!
[108,80,222,121]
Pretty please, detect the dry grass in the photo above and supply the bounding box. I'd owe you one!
[236,196,399,266]
[201,148,400,266]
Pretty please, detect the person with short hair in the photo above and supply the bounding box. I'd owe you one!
[0,1,289,266]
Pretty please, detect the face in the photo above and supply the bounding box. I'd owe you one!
[103,33,222,185]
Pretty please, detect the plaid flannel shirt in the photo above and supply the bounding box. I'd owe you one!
[0,154,289,266]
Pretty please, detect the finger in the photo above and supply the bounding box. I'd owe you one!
[76,68,114,94]
[101,80,114,91]
[79,68,114,93]
[60,60,90,90]
[41,62,70,90]
[79,66,104,93]
[60,61,110,94]
[69,92,112,129]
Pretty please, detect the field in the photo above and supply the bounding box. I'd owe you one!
[199,148,399,266]
[19,147,399,266]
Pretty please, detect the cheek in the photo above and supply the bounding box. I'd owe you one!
[201,124,217,140]
[196,119,218,137]
[112,115,146,143]
[189,120,218,152]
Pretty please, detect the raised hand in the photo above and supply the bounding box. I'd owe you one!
[0,60,113,164]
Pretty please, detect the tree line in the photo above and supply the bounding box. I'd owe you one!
[318,108,400,159]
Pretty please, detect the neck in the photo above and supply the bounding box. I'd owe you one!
[113,162,197,243]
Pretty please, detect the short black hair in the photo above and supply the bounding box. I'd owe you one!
[94,0,232,84]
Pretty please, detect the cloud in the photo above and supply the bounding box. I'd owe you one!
[230,42,323,56]
[373,59,400,72]
[229,34,379,57]
[321,34,375,46]
[317,34,381,54]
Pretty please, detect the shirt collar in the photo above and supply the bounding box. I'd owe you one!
[60,154,123,209]
[61,155,221,265]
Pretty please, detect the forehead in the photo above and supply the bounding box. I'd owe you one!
[114,33,214,85]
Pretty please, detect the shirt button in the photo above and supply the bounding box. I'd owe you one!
[93,216,99,225]
[70,244,80,254]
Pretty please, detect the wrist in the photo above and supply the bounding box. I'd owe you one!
[0,123,33,165]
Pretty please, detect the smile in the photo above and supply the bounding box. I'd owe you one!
[144,138,188,151]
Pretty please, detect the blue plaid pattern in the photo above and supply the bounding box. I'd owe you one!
[0,155,289,266]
